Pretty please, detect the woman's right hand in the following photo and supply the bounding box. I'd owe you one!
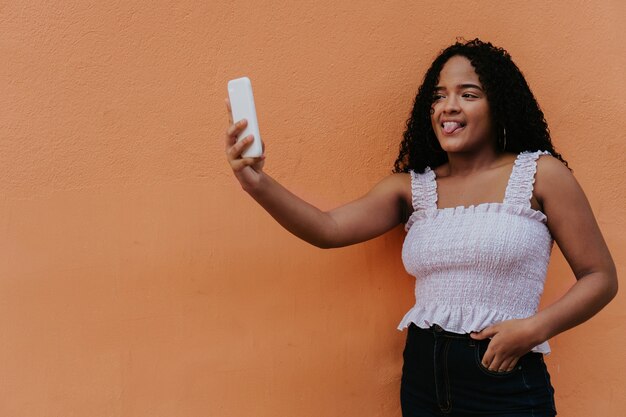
[224,98,266,192]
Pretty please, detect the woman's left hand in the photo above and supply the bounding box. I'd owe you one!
[470,318,543,373]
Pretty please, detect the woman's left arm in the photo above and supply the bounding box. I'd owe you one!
[527,155,618,338]
[472,155,618,372]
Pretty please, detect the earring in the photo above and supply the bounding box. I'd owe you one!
[501,127,507,150]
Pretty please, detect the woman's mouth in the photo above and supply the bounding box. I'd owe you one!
[442,121,465,135]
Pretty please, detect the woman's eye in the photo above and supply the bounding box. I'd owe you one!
[462,93,478,98]
[433,94,444,101]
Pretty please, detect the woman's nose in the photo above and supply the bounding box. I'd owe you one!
[443,95,460,112]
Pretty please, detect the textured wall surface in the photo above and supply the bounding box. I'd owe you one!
[1,1,624,416]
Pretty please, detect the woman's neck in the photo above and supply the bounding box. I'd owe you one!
[442,149,512,177]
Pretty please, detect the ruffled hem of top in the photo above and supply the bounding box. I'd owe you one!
[504,150,552,207]
[405,201,548,232]
[397,304,551,354]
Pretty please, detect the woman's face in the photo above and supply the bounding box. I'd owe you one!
[430,55,497,153]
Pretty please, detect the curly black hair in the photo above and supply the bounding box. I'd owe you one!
[393,38,569,173]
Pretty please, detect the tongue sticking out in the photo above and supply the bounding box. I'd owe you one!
[443,122,463,134]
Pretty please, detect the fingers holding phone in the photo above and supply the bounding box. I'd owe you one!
[224,102,265,191]
[225,116,263,160]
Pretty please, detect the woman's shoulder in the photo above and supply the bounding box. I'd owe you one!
[533,153,575,206]
[534,153,573,182]
[380,172,412,197]
[380,171,412,185]
[376,172,413,216]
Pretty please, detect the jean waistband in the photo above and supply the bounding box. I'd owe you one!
[411,323,473,339]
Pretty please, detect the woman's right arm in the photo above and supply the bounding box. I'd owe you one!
[225,100,410,249]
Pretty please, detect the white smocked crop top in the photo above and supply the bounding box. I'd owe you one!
[399,151,553,353]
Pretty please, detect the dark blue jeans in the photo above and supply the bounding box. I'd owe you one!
[401,324,557,417]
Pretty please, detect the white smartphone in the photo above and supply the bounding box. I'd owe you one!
[227,76,263,158]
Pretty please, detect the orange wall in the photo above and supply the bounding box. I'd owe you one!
[1,1,624,416]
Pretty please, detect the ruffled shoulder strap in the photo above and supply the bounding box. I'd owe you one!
[409,167,438,211]
[405,168,438,231]
[503,150,552,208]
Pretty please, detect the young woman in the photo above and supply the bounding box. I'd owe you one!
[223,39,617,416]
